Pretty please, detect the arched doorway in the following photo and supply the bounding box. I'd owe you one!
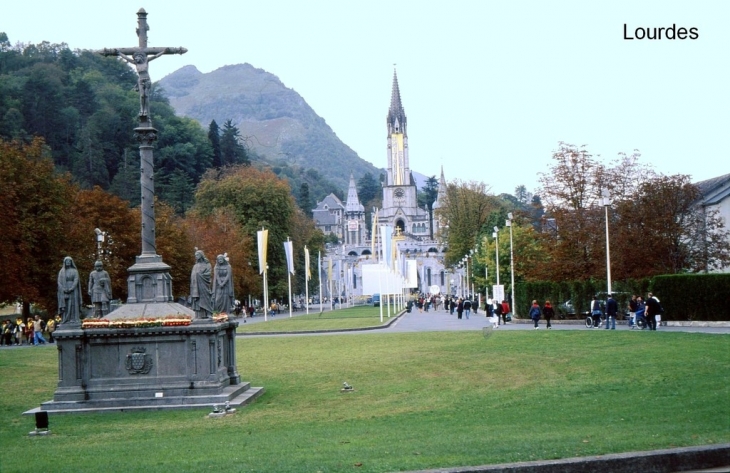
[395,219,406,234]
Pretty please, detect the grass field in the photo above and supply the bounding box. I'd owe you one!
[237,305,393,333]
[0,330,728,472]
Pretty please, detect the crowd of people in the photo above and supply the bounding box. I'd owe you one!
[1,314,61,347]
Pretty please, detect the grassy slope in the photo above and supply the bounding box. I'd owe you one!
[0,331,727,472]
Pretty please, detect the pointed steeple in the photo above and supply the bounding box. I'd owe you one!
[387,68,407,135]
[345,172,364,213]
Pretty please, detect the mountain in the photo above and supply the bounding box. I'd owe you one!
[158,64,381,191]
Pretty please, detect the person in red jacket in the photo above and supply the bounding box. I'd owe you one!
[501,300,511,324]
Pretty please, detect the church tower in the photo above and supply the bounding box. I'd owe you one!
[344,173,366,245]
[380,68,425,235]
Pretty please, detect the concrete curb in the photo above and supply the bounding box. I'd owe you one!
[404,443,730,473]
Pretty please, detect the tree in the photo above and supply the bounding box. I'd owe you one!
[0,138,74,315]
[438,180,501,266]
[208,120,222,168]
[297,182,313,214]
[613,175,730,276]
[192,166,297,299]
[418,176,439,239]
[537,143,606,280]
[220,119,249,166]
[357,172,380,205]
[185,207,259,302]
[63,186,140,303]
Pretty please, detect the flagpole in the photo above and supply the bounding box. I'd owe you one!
[285,238,293,318]
[305,246,310,315]
[318,251,323,313]
[329,258,333,312]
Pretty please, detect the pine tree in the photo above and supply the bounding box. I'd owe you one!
[208,120,222,168]
[220,119,249,166]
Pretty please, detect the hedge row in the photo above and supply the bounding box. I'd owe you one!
[514,273,730,321]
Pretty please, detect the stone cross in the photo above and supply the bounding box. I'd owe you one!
[98,8,186,125]
[96,9,186,303]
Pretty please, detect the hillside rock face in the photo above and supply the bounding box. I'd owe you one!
[159,64,380,190]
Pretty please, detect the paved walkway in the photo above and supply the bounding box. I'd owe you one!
[236,306,730,335]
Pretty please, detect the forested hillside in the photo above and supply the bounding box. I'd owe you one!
[0,36,351,212]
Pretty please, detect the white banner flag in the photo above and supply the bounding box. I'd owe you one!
[257,228,268,274]
[284,240,295,275]
[305,246,311,281]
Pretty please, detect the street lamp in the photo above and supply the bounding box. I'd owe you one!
[493,227,500,286]
[601,189,612,294]
[469,249,475,300]
[506,213,516,317]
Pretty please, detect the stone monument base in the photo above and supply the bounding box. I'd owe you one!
[27,313,263,415]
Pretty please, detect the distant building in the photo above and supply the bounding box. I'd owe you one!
[312,193,345,240]
[695,173,730,273]
[314,70,454,298]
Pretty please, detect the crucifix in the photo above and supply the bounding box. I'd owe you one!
[96,9,186,303]
[98,8,186,125]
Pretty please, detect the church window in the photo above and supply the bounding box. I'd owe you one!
[440,271,445,286]
[427,268,432,286]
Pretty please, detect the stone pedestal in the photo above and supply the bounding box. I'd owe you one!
[34,317,262,414]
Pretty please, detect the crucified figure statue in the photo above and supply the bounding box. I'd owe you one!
[97,8,186,123]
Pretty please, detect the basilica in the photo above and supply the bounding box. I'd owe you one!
[312,70,450,297]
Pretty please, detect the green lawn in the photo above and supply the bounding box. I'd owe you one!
[237,305,396,332]
[1,331,728,472]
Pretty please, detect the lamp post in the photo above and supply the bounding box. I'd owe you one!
[506,213,516,317]
[469,249,475,300]
[465,255,470,299]
[493,227,500,286]
[601,189,612,294]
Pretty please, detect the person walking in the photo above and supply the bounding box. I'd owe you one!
[542,300,555,329]
[645,292,661,331]
[529,300,542,329]
[463,298,471,319]
[13,317,24,345]
[604,294,618,330]
[494,299,503,325]
[456,298,464,320]
[501,300,511,324]
[46,316,57,343]
[33,315,47,345]
[628,295,639,329]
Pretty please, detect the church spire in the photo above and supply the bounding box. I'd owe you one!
[387,68,407,135]
[345,172,364,213]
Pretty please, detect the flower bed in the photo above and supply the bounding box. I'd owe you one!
[82,315,192,329]
[213,313,229,323]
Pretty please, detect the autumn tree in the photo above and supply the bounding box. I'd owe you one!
[63,186,139,304]
[0,138,74,315]
[613,175,730,276]
[537,143,607,280]
[437,179,501,266]
[185,207,260,304]
[192,166,298,299]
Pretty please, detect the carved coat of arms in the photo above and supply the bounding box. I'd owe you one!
[125,346,153,374]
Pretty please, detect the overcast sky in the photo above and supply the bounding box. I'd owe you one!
[5,0,728,195]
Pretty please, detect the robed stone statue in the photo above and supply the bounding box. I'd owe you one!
[212,254,235,314]
[58,256,83,324]
[190,250,213,319]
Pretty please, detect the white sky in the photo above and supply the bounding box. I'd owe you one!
[4,0,728,195]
